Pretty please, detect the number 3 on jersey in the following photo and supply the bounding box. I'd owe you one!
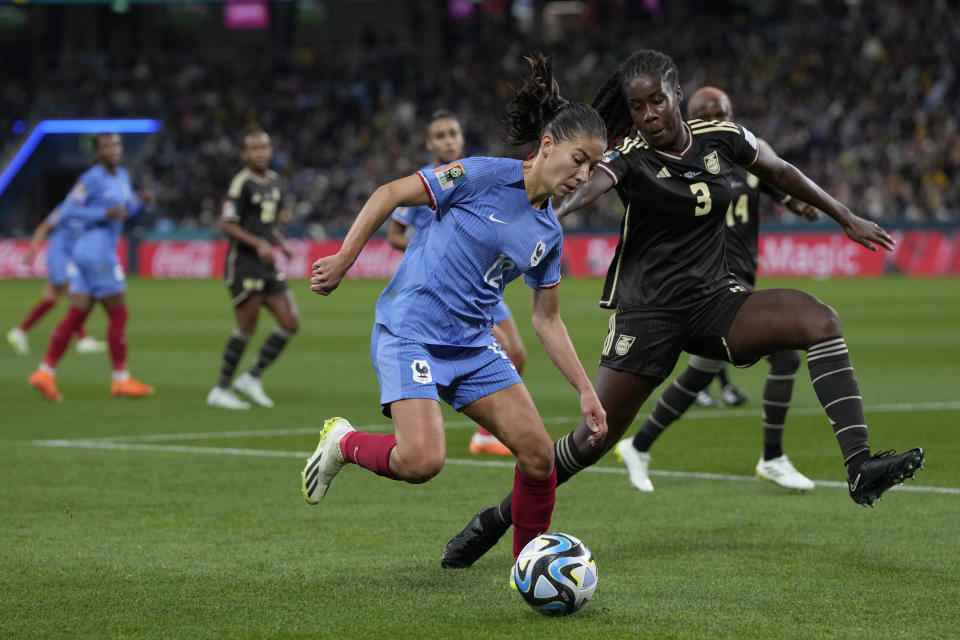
[260,201,277,223]
[689,182,712,216]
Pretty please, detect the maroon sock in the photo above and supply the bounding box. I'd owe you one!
[43,307,91,368]
[339,431,397,479]
[475,427,493,437]
[511,465,557,559]
[106,306,129,371]
[19,299,56,332]
[75,325,88,339]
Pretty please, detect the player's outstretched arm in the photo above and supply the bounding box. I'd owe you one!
[553,169,614,220]
[311,174,431,295]
[530,286,607,446]
[24,218,55,264]
[748,143,894,252]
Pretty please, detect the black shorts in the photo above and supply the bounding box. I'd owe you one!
[224,248,288,306]
[599,283,751,382]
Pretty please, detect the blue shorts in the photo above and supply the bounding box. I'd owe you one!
[492,300,513,325]
[45,249,75,286]
[69,254,126,299]
[371,323,521,417]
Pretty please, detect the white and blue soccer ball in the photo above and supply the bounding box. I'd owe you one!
[511,532,598,617]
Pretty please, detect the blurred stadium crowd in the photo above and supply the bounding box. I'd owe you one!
[1,0,957,237]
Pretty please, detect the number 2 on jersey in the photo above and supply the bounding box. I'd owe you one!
[689,182,712,216]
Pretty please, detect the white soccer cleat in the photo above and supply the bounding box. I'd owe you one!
[206,386,251,410]
[76,336,107,354]
[616,439,654,492]
[232,372,274,408]
[756,454,815,491]
[7,327,29,355]
[301,417,354,504]
[694,390,718,407]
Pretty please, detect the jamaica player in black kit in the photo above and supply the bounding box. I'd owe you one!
[441,50,925,569]
[617,86,821,493]
[206,125,299,410]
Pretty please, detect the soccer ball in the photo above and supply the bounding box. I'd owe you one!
[511,532,597,616]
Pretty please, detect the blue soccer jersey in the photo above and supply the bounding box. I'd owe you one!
[58,164,142,298]
[43,207,85,285]
[59,164,141,255]
[374,157,562,347]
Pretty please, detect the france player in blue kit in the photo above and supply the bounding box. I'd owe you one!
[387,109,525,456]
[7,207,105,356]
[301,55,609,560]
[29,133,154,402]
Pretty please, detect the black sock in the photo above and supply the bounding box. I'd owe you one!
[762,350,801,460]
[217,329,251,388]
[632,363,716,452]
[806,337,871,473]
[717,363,731,387]
[248,327,294,378]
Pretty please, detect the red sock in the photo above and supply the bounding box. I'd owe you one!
[106,306,129,371]
[19,299,56,331]
[476,426,493,437]
[511,465,557,559]
[43,307,91,368]
[75,325,88,339]
[340,431,397,479]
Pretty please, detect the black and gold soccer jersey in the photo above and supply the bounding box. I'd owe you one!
[595,119,760,309]
[723,142,790,286]
[220,168,283,257]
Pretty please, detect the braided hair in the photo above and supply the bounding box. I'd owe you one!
[503,53,606,148]
[591,49,680,146]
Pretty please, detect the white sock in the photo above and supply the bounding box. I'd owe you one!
[40,362,55,375]
[112,370,130,382]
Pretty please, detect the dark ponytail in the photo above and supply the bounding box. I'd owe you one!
[592,49,680,145]
[503,53,606,148]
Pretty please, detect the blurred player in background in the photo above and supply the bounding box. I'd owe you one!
[301,54,608,560]
[206,125,298,410]
[28,133,153,401]
[387,109,522,456]
[617,86,820,492]
[442,50,925,569]
[7,206,106,356]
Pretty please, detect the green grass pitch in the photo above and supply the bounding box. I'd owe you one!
[1,276,958,639]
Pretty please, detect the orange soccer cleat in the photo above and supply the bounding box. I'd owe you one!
[468,432,513,456]
[111,377,155,398]
[28,369,62,402]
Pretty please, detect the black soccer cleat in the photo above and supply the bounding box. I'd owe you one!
[848,448,925,507]
[440,507,508,568]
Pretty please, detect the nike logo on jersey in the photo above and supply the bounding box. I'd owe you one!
[488,213,509,224]
[656,167,671,179]
[683,171,702,179]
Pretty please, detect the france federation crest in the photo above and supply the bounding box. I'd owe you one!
[411,360,432,384]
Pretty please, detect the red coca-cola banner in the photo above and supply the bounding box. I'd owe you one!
[0,239,128,278]
[2,230,959,280]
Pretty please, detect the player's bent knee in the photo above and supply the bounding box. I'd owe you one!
[514,436,554,478]
[807,301,843,344]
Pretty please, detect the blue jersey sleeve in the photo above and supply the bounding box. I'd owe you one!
[417,157,495,219]
[58,171,108,223]
[121,169,144,218]
[523,235,563,289]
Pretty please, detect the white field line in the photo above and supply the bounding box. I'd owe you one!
[31,438,958,496]
[54,398,960,445]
